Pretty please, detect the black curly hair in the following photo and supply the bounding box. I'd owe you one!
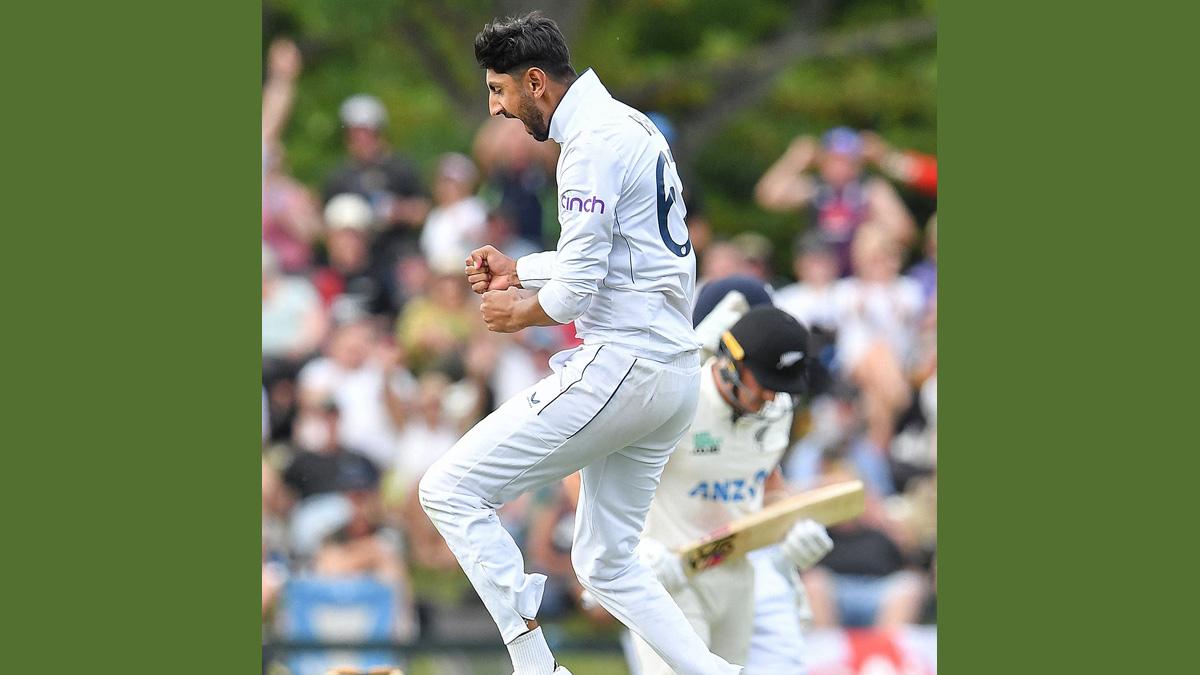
[474,11,576,80]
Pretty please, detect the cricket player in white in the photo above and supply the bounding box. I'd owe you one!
[419,12,741,675]
[632,300,835,675]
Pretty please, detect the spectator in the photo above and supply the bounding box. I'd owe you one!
[686,210,714,264]
[262,245,327,362]
[802,459,928,629]
[263,358,303,445]
[482,207,541,262]
[389,251,433,318]
[262,38,300,152]
[526,475,586,618]
[861,131,938,197]
[391,372,461,503]
[907,214,937,306]
[394,267,477,375]
[263,146,323,274]
[324,94,430,311]
[391,372,464,573]
[755,127,916,276]
[293,487,419,642]
[833,224,925,451]
[282,401,382,501]
[729,231,774,282]
[323,94,428,227]
[419,153,488,273]
[262,537,287,620]
[473,116,556,246]
[774,230,842,334]
[487,326,562,404]
[297,318,411,469]
[698,240,751,287]
[262,38,321,273]
[313,193,390,318]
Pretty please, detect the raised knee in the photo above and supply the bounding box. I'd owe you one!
[417,466,447,513]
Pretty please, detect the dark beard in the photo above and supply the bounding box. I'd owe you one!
[517,91,549,142]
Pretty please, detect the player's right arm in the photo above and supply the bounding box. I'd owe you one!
[467,245,521,293]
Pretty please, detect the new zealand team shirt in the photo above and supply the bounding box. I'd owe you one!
[642,358,795,550]
[515,69,700,361]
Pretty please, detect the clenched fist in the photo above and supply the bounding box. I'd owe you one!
[466,245,519,294]
[480,287,525,333]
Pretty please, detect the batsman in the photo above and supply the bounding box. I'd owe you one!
[631,295,836,675]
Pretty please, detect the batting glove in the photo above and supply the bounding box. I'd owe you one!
[636,537,688,593]
[780,519,833,571]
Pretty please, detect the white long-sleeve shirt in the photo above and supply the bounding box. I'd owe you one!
[515,69,700,362]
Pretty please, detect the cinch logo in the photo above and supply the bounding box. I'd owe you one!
[561,192,606,214]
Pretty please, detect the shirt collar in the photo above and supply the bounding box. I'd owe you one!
[548,68,609,144]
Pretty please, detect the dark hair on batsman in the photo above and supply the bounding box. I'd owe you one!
[474,11,576,80]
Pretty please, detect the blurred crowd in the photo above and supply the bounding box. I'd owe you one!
[261,37,937,671]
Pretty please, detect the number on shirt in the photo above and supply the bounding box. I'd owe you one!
[656,152,692,257]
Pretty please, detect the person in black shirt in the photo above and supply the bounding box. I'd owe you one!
[801,460,928,628]
[282,401,381,500]
[323,95,431,310]
[322,94,428,224]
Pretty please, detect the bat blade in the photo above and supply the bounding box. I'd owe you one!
[678,480,865,577]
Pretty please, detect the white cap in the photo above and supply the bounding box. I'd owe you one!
[289,493,353,557]
[324,193,375,231]
[436,152,479,185]
[339,94,388,129]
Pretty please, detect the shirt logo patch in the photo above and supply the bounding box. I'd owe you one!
[560,192,606,214]
[687,469,771,502]
[692,431,720,455]
[777,350,804,368]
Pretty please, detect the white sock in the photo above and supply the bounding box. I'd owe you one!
[506,625,556,675]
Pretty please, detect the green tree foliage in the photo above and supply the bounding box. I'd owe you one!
[265,0,935,276]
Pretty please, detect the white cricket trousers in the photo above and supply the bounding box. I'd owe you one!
[633,549,809,675]
[419,343,742,675]
[745,548,809,675]
[632,560,756,675]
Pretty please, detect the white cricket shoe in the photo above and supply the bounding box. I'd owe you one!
[511,667,572,675]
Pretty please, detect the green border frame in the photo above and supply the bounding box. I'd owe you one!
[941,1,1192,672]
[6,2,258,672]
[6,0,1192,671]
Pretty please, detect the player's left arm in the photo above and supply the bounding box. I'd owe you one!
[535,136,620,324]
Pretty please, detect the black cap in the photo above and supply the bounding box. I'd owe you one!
[723,306,814,395]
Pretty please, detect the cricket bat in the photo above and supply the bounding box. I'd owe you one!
[678,480,865,577]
